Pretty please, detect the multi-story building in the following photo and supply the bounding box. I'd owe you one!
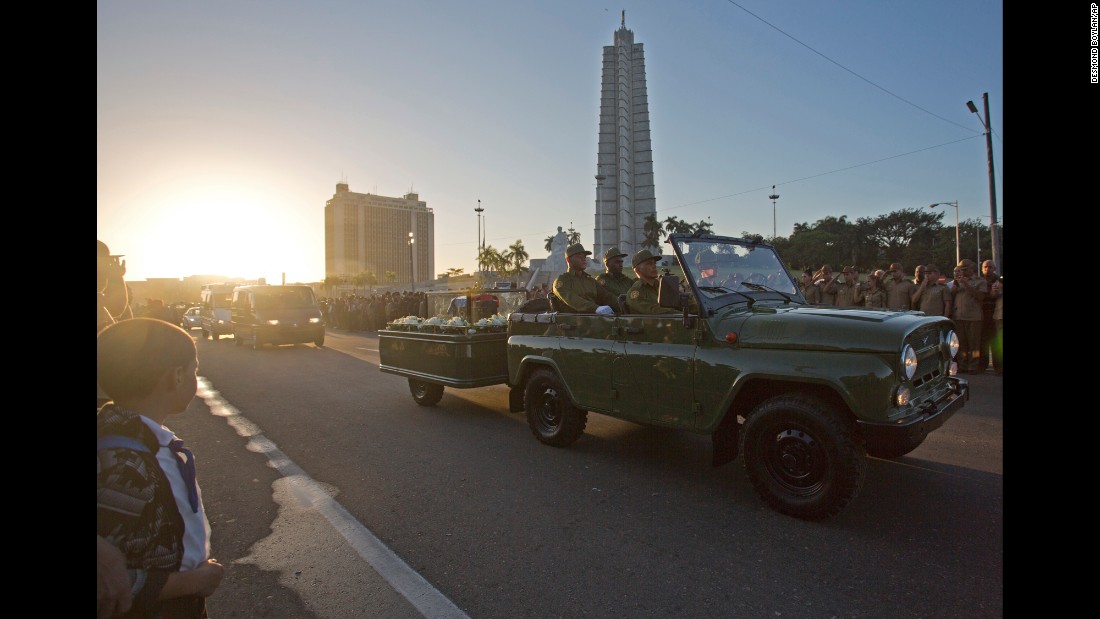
[594,12,656,265]
[324,182,434,285]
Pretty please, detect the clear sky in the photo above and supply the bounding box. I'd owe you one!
[97,0,1003,283]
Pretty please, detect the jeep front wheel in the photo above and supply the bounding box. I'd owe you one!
[524,368,587,447]
[742,395,866,520]
[408,378,444,406]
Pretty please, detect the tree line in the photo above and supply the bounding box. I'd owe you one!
[324,207,1003,292]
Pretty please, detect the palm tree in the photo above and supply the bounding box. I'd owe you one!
[642,214,664,250]
[384,271,397,285]
[544,235,555,253]
[663,215,692,235]
[505,239,529,282]
[566,225,581,245]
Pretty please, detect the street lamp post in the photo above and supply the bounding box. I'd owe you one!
[928,201,960,266]
[967,93,1001,274]
[408,231,415,293]
[475,200,484,274]
[768,185,779,240]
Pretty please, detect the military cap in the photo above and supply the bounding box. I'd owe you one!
[565,242,592,258]
[631,249,661,266]
[695,249,717,265]
[603,246,628,261]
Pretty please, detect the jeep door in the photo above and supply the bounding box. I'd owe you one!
[552,313,618,413]
[614,313,697,426]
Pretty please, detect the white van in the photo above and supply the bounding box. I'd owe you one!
[199,283,236,340]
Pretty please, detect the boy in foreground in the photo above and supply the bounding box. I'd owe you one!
[97,318,224,618]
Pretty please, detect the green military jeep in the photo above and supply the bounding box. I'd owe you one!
[381,233,968,520]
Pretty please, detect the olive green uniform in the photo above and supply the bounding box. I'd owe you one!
[911,281,950,316]
[553,270,621,313]
[625,278,679,314]
[596,271,636,299]
[834,282,864,307]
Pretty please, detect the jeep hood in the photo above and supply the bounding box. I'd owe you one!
[716,304,938,353]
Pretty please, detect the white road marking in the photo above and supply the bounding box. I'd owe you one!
[197,377,469,619]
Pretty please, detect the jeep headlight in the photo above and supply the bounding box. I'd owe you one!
[945,329,960,359]
[309,317,321,324]
[900,344,917,381]
[265,319,280,326]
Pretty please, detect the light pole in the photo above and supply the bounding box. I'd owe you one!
[408,231,415,293]
[928,201,960,266]
[967,93,1001,274]
[768,185,779,240]
[475,200,484,274]
[595,173,606,259]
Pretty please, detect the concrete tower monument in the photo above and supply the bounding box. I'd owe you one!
[594,11,656,266]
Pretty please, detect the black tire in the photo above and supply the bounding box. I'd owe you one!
[234,331,242,346]
[742,395,866,520]
[408,378,444,406]
[315,335,325,348]
[524,368,587,447]
[201,329,209,339]
[211,331,220,341]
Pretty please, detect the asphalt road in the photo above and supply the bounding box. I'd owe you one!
[168,327,1003,619]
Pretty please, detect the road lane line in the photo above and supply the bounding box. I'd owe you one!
[197,377,470,619]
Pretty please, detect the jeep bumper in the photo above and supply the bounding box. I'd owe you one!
[857,377,969,453]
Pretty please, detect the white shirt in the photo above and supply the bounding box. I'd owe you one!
[139,416,212,571]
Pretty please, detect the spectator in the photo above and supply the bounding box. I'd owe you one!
[595,246,635,299]
[97,318,225,618]
[911,264,951,316]
[552,243,621,314]
[884,262,915,310]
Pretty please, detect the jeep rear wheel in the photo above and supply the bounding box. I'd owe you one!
[408,378,444,406]
[742,395,866,520]
[524,368,587,447]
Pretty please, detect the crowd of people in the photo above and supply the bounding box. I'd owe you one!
[796,259,1002,375]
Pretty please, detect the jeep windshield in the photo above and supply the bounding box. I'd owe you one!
[665,234,803,311]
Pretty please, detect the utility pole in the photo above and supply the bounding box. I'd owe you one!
[967,93,1001,274]
[475,200,484,274]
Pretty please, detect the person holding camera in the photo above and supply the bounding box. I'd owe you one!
[950,259,988,374]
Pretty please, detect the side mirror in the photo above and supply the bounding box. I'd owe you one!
[658,274,682,308]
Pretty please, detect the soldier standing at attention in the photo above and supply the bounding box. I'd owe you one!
[813,264,841,305]
[911,264,951,316]
[625,249,681,314]
[863,270,887,308]
[798,269,821,304]
[595,246,635,299]
[884,262,915,310]
[552,243,621,315]
[950,259,988,374]
[834,266,864,307]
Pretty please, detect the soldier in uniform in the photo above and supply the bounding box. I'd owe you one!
[884,262,915,310]
[595,246,635,299]
[625,249,680,314]
[696,249,721,287]
[813,264,841,305]
[863,270,887,308]
[799,269,821,304]
[552,243,621,314]
[911,264,950,316]
[834,266,865,307]
[950,259,987,374]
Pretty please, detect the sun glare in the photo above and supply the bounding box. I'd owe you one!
[132,184,301,282]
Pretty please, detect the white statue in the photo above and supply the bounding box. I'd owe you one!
[544,226,569,272]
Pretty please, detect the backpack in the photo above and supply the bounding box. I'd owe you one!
[97,435,151,454]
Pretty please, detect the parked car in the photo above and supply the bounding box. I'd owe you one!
[181,306,202,330]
